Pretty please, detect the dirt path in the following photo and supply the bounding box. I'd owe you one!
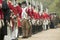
[18,28,60,40]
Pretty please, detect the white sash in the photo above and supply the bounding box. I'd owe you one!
[32,19,36,25]
[43,19,49,25]
[22,7,28,19]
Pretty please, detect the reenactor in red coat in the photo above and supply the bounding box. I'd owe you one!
[7,0,18,40]
[26,4,36,37]
[15,3,22,36]
[42,10,49,19]
[15,4,22,18]
[8,1,18,15]
[8,0,23,39]
[26,6,34,18]
[42,10,50,30]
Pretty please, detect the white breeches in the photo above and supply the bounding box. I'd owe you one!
[4,22,18,40]
[12,27,18,39]
[42,19,49,30]
[4,26,12,40]
[31,19,36,25]
[42,24,47,30]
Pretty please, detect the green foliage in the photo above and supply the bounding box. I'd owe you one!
[48,0,60,15]
[17,0,60,15]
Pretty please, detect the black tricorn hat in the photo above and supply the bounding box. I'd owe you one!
[21,1,27,5]
[18,2,21,6]
[28,2,30,5]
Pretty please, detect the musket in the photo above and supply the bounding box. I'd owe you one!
[46,8,49,14]
[40,2,43,14]
[26,0,29,6]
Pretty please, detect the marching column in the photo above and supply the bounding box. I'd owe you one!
[42,10,50,30]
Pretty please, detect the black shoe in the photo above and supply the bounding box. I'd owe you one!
[12,38,18,40]
[22,36,28,38]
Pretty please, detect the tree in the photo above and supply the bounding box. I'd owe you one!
[48,0,60,15]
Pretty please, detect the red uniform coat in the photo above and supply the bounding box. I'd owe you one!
[37,13,41,19]
[42,12,49,19]
[0,0,2,4]
[15,5,22,18]
[26,7,34,18]
[17,16,21,27]
[15,5,22,27]
[8,1,18,15]
[32,11,41,19]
